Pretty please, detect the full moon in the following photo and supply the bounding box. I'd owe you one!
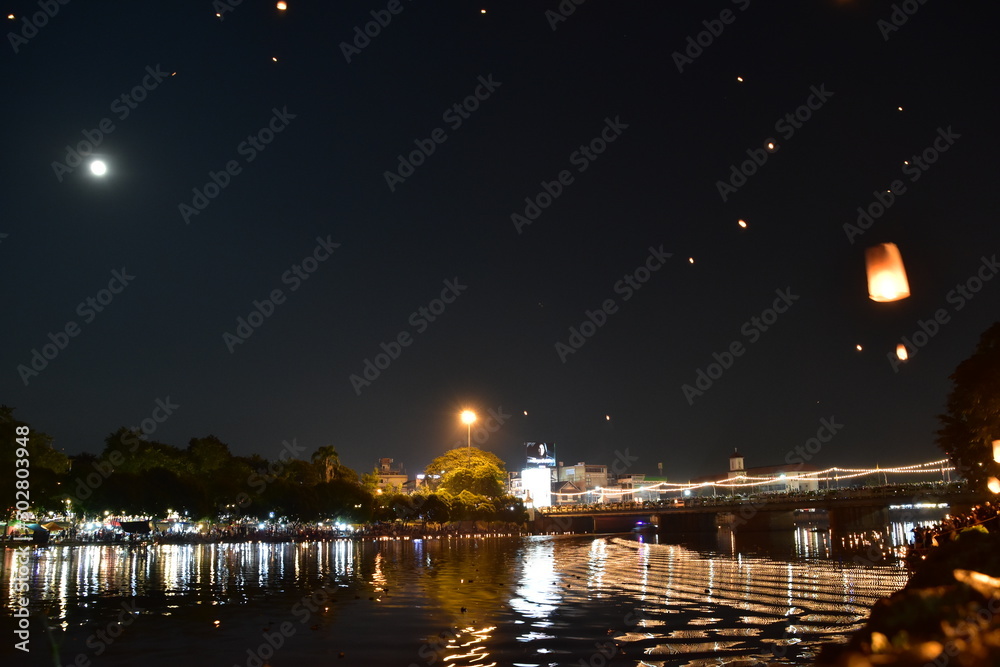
[89,160,108,176]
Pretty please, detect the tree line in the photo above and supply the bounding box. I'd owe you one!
[0,411,525,524]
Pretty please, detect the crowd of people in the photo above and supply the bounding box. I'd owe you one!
[911,501,1000,549]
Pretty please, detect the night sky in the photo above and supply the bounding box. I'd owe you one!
[3,0,998,482]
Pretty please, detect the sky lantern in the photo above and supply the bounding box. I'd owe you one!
[989,477,1000,494]
[896,344,908,361]
[865,242,910,302]
[276,1,287,10]
[993,439,1000,463]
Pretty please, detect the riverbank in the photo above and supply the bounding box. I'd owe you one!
[818,526,1000,665]
[1,520,532,548]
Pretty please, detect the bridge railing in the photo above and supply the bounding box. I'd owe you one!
[537,481,968,514]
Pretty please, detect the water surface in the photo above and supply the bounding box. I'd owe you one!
[2,529,911,666]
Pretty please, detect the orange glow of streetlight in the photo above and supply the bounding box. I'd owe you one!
[460,410,477,451]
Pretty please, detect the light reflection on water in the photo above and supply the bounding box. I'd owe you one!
[2,528,913,666]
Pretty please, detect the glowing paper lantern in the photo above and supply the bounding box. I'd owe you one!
[896,344,908,361]
[993,440,1000,464]
[276,1,287,9]
[988,477,1000,494]
[865,243,910,302]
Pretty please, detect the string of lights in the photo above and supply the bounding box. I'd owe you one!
[547,458,955,500]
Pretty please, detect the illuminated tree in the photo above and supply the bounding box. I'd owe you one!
[424,448,507,498]
[937,322,1000,490]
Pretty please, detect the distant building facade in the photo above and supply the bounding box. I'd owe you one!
[375,458,408,492]
[691,449,820,494]
[551,462,609,504]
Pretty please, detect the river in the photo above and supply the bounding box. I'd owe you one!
[2,524,918,666]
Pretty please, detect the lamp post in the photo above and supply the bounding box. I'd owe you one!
[461,410,477,463]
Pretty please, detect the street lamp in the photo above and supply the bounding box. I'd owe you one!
[461,410,477,449]
[461,409,476,469]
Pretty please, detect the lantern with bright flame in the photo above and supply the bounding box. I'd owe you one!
[993,440,1000,464]
[988,477,1000,494]
[896,344,908,361]
[866,243,910,302]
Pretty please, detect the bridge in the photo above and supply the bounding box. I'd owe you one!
[533,484,987,534]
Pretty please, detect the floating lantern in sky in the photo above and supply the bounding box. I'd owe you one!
[272,56,278,62]
[480,8,487,13]
[865,242,910,302]
[766,141,775,151]
[989,477,1000,494]
[688,257,694,264]
[89,160,108,177]
[898,106,903,111]
[736,76,744,82]
[276,1,287,9]
[7,13,14,19]
[738,218,747,228]
[993,440,1000,463]
[856,344,863,352]
[896,344,908,361]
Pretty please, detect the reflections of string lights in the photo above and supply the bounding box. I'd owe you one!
[586,537,608,592]
[441,625,497,667]
[3,533,914,665]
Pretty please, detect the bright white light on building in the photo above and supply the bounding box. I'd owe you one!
[522,467,551,508]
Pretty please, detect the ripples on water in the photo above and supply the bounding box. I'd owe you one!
[2,529,911,666]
